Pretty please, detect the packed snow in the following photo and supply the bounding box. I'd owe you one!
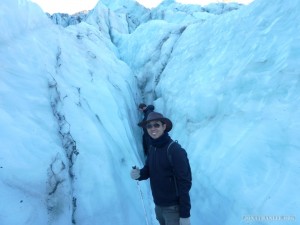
[0,0,299,225]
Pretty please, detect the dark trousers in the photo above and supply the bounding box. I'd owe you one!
[155,205,180,225]
[142,133,150,156]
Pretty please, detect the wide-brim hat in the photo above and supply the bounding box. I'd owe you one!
[138,112,173,132]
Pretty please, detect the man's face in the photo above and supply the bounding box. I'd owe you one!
[139,106,146,112]
[146,120,166,139]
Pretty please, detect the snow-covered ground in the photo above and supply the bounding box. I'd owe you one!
[0,0,299,224]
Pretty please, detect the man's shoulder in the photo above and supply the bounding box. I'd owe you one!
[168,141,186,156]
[170,140,182,150]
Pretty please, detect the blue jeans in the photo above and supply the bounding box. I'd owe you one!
[155,205,180,225]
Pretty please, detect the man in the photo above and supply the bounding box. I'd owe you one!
[131,112,192,225]
[138,103,155,155]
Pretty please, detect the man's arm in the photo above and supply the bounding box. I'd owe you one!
[138,156,150,180]
[172,146,192,218]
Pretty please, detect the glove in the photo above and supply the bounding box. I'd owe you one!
[180,217,191,225]
[130,167,140,180]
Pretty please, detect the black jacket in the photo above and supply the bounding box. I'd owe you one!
[139,133,192,218]
[141,105,155,133]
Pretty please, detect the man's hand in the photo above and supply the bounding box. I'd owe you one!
[130,167,140,180]
[180,217,191,225]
